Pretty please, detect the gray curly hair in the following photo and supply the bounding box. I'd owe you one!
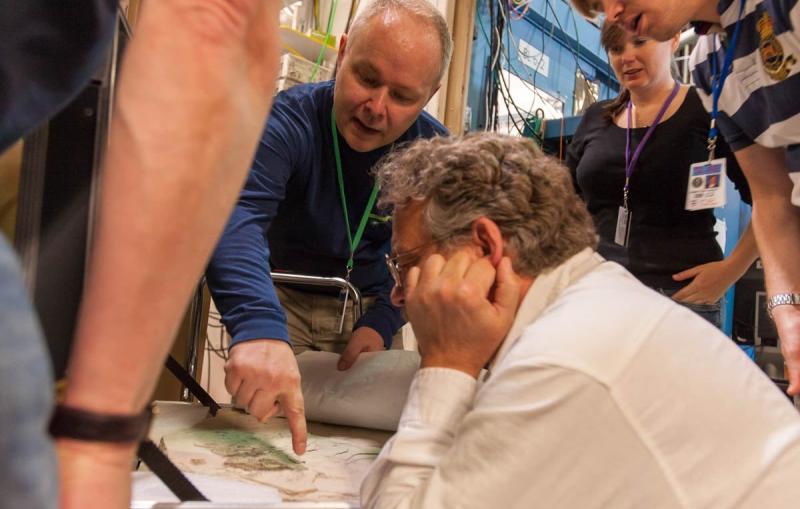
[348,0,452,82]
[377,133,598,277]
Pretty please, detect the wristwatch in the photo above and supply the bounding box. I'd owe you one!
[49,404,153,443]
[766,293,800,319]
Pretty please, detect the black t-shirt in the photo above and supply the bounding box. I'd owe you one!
[566,87,752,291]
[0,0,116,152]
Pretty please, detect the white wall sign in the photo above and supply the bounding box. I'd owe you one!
[518,39,549,78]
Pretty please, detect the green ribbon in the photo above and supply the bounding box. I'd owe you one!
[331,109,381,273]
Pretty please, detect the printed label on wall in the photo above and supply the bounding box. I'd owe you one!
[518,39,550,77]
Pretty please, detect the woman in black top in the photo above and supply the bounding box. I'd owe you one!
[566,23,757,327]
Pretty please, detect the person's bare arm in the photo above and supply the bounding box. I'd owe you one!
[57,1,283,508]
[734,144,800,395]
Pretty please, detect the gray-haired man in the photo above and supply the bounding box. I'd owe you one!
[361,133,800,508]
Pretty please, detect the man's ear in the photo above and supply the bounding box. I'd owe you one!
[670,32,680,52]
[471,217,504,267]
[336,33,349,73]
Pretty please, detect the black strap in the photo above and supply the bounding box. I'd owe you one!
[137,439,208,501]
[145,356,219,501]
[165,355,220,416]
[49,404,152,443]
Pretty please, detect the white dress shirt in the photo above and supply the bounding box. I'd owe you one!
[361,249,800,508]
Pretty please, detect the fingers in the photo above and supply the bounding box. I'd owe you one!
[670,287,691,302]
[223,340,307,448]
[280,387,308,455]
[404,265,422,300]
[224,366,242,396]
[781,337,800,396]
[785,364,800,396]
[492,257,521,316]
[247,390,280,422]
[673,283,721,305]
[338,328,384,370]
[409,251,503,314]
[337,341,363,371]
[237,373,306,454]
[672,266,701,281]
[672,294,703,305]
[415,254,446,291]
[228,368,276,417]
[423,251,492,304]
[405,252,518,378]
[438,251,475,282]
[231,378,260,412]
[462,256,499,297]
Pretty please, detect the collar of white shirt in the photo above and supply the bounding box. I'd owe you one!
[485,248,604,378]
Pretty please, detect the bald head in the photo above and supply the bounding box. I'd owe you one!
[347,0,452,82]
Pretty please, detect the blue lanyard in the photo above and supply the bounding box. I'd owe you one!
[707,0,746,159]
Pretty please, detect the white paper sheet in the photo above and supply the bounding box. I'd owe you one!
[297,350,420,431]
[131,471,281,505]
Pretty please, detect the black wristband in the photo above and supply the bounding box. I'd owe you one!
[49,404,153,443]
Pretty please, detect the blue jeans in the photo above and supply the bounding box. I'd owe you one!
[0,235,57,509]
[657,287,722,329]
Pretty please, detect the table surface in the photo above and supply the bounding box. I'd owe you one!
[133,401,393,509]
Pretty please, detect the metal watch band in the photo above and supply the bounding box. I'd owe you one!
[49,404,153,443]
[767,293,800,319]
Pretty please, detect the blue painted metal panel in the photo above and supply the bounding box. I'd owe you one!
[469,1,495,130]
[715,180,752,337]
[467,0,619,130]
[542,114,582,139]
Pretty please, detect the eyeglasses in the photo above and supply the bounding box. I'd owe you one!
[385,236,454,289]
[385,248,424,290]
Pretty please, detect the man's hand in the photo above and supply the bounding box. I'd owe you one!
[338,327,384,370]
[772,305,800,396]
[225,339,307,454]
[403,252,521,378]
[671,261,736,304]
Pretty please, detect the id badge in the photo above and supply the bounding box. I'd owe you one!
[336,287,350,334]
[686,158,727,211]
[614,206,632,247]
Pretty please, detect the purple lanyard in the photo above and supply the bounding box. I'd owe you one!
[623,81,681,208]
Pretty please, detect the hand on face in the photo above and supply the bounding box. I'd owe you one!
[402,250,521,378]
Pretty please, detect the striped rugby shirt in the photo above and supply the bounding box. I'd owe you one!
[690,0,800,206]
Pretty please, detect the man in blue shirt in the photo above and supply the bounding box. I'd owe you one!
[570,0,800,398]
[206,0,451,451]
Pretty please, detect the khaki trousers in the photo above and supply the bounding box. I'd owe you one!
[275,285,399,354]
